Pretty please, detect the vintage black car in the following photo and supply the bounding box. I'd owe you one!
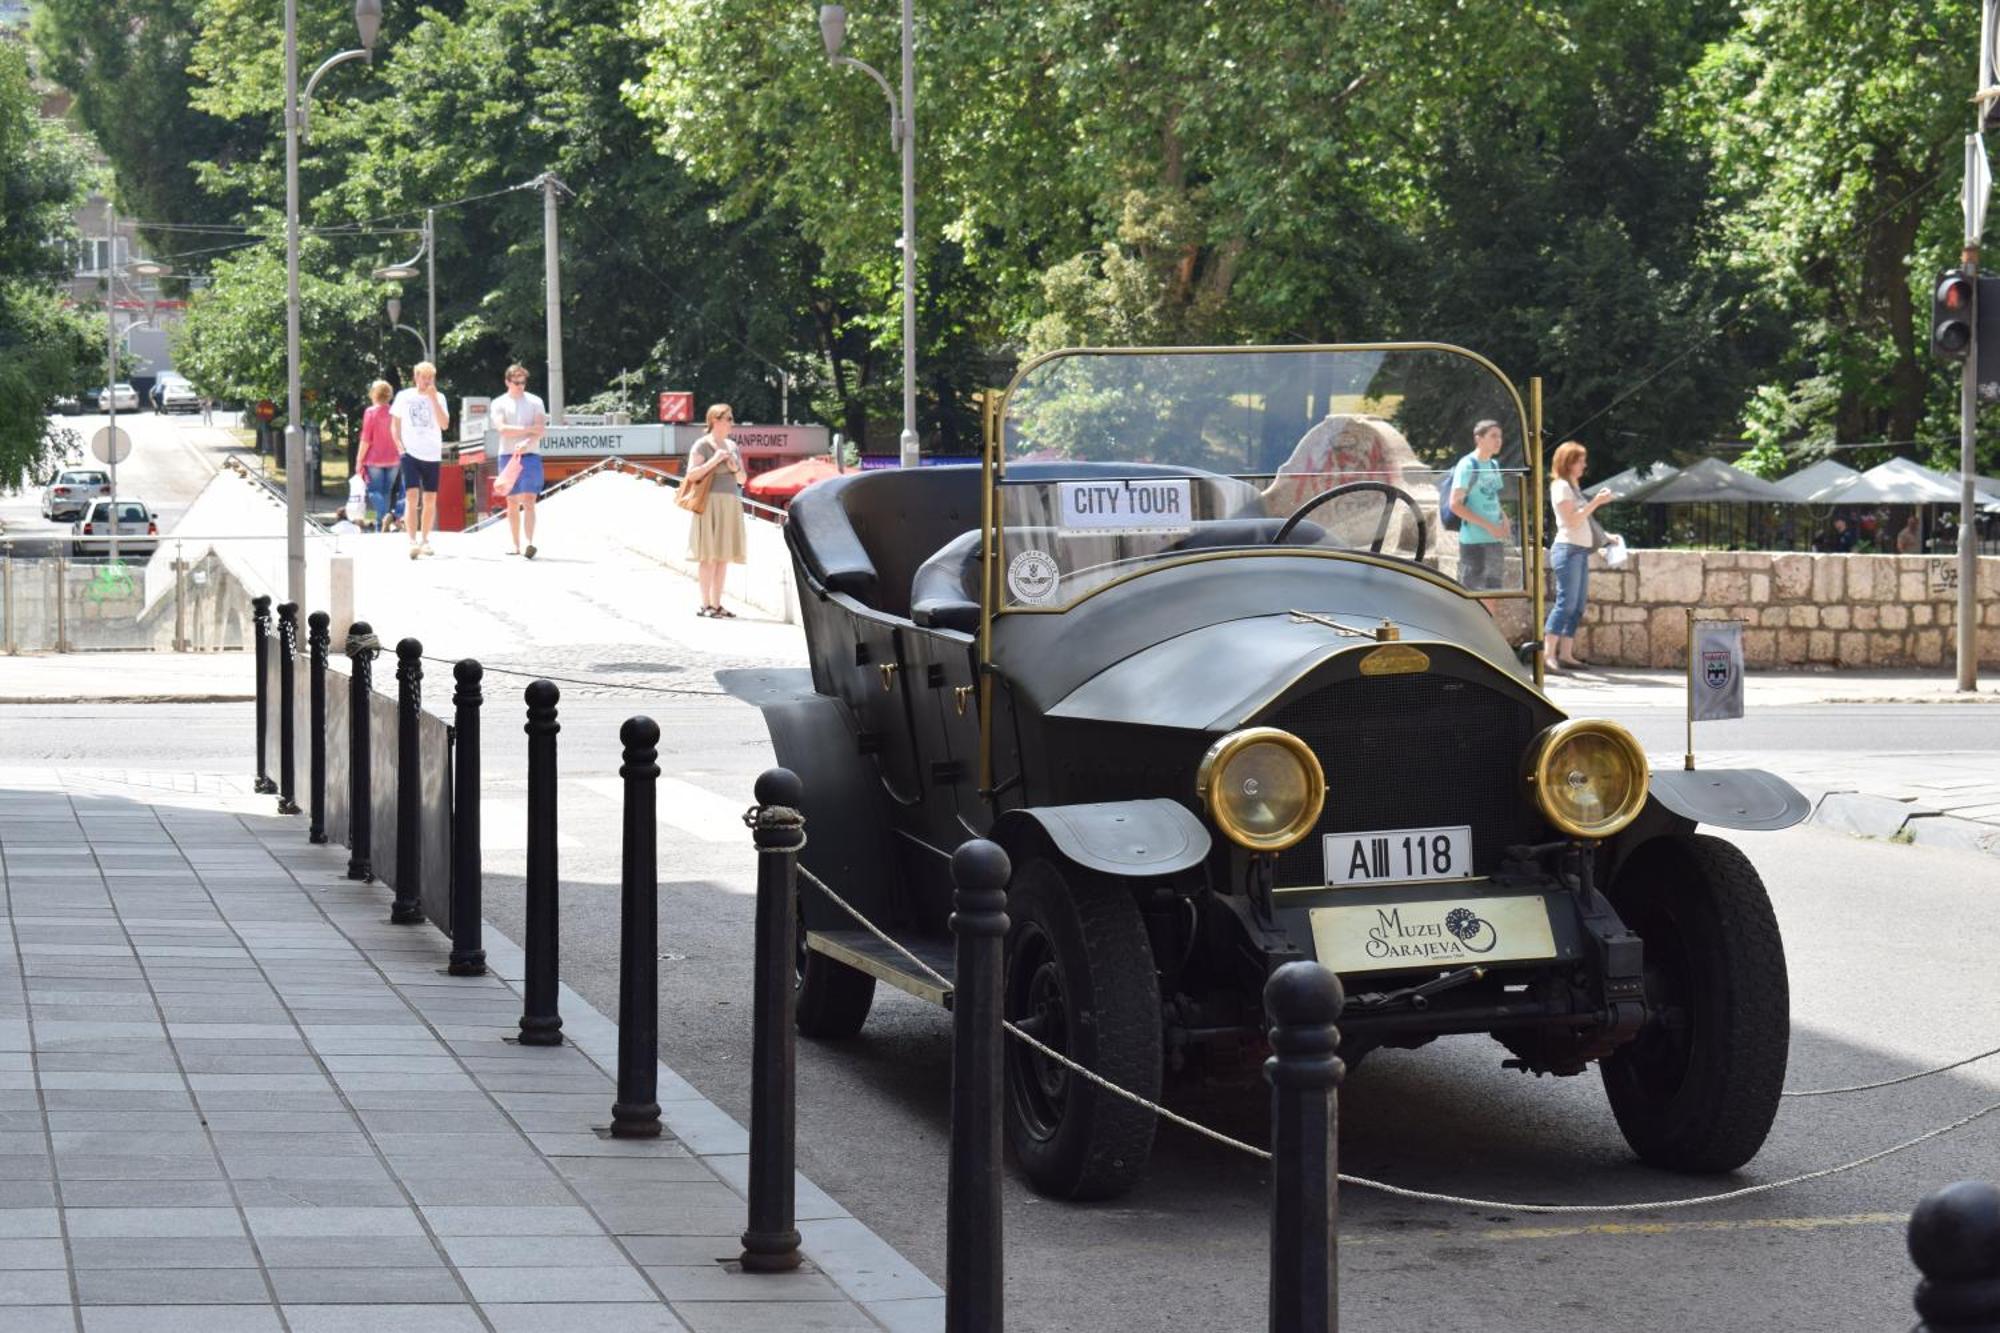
[733,345,1806,1200]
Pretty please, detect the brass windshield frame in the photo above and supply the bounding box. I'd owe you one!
[975,342,1546,792]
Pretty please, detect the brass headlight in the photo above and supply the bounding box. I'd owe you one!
[1197,727,1326,852]
[1524,720,1649,839]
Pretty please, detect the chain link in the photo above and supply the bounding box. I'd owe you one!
[783,851,2000,1214]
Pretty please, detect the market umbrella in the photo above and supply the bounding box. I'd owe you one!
[1772,458,1861,501]
[1586,460,1680,503]
[1624,456,1795,504]
[745,455,842,504]
[1812,457,1962,506]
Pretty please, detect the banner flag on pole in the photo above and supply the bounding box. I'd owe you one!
[1690,620,1745,722]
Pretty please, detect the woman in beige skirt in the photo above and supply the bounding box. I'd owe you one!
[687,402,747,617]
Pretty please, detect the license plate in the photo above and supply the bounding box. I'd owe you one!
[1323,824,1472,886]
[1310,895,1560,974]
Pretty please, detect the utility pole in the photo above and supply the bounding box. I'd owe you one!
[283,0,305,610]
[897,0,918,469]
[1964,6,1999,691]
[105,206,120,568]
[540,173,565,423]
[426,207,437,366]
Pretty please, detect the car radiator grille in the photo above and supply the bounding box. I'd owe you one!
[1265,673,1543,886]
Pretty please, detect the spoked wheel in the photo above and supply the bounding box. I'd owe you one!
[1004,859,1161,1200]
[794,916,875,1039]
[1600,834,1788,1172]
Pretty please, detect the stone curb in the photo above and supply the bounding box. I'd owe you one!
[1809,791,2000,858]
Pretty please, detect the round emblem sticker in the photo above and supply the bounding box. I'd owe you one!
[1006,549,1060,605]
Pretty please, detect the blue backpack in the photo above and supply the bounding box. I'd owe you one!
[1438,458,1468,533]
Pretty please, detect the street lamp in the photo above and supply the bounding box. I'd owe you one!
[370,207,435,366]
[819,2,919,469]
[385,297,430,362]
[285,0,382,609]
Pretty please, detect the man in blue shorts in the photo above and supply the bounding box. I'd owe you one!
[390,361,450,559]
[1449,418,1512,612]
[493,363,548,558]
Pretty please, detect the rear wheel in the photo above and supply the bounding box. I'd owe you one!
[1600,834,1788,1172]
[1004,859,1161,1200]
[794,920,875,1039]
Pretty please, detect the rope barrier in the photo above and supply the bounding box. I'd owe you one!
[416,655,728,698]
[772,833,2000,1215]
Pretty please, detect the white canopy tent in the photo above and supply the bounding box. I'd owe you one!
[1771,458,1861,501]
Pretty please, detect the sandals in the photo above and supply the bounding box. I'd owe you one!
[697,605,737,619]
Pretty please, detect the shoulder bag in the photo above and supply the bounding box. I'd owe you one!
[677,444,716,515]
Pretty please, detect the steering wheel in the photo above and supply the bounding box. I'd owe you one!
[1272,480,1429,562]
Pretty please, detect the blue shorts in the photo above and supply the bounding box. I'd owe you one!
[400,455,440,492]
[505,453,544,497]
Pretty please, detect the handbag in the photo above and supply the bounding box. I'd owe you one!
[676,450,717,515]
[492,454,522,500]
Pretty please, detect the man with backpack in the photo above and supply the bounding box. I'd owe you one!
[1446,419,1512,611]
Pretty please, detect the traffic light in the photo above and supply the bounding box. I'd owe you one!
[1933,271,1975,361]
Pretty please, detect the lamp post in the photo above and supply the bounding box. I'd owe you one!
[370,207,435,361]
[285,0,382,609]
[385,297,431,363]
[820,2,919,469]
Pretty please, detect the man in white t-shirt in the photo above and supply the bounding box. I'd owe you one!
[492,364,548,558]
[389,361,450,558]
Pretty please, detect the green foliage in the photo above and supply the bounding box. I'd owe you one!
[0,41,98,485]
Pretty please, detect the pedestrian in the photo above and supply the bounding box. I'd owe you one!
[358,380,400,533]
[492,364,548,558]
[685,402,746,617]
[199,394,213,426]
[1448,418,1512,611]
[389,362,449,559]
[1895,511,1921,555]
[1543,441,1616,672]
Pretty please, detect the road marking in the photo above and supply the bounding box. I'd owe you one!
[1344,1211,1905,1247]
[576,776,748,844]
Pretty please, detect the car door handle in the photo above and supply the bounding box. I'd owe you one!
[878,662,899,691]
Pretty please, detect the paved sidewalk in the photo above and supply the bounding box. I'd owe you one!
[0,768,938,1332]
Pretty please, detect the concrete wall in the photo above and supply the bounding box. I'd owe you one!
[1565,549,2000,669]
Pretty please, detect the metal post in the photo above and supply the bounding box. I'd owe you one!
[897,0,918,468]
[276,602,301,814]
[282,0,305,610]
[1265,961,1344,1333]
[307,611,329,843]
[252,596,276,793]
[449,659,487,976]
[945,839,1010,1332]
[519,679,563,1045]
[1908,1179,2000,1330]
[426,208,437,366]
[741,768,805,1273]
[1683,606,1696,772]
[1959,249,1980,692]
[3,549,13,655]
[53,555,67,653]
[610,716,661,1139]
[106,206,121,569]
[345,621,377,881]
[391,637,424,924]
[172,547,187,652]
[542,173,565,422]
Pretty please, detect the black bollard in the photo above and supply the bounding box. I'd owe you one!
[1909,1179,2000,1331]
[345,623,378,882]
[518,680,563,1046]
[275,602,301,814]
[306,612,329,843]
[610,716,662,1139]
[448,660,487,976]
[1265,961,1345,1333]
[946,838,1011,1333]
[390,638,424,925]
[741,768,805,1273]
[251,596,276,793]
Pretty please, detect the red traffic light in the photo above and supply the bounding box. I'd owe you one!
[1934,272,1976,361]
[1939,274,1973,310]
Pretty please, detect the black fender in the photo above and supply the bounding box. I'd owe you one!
[991,799,1212,879]
[1645,768,1809,832]
[758,691,898,934]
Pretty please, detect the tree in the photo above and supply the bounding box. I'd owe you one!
[0,42,99,486]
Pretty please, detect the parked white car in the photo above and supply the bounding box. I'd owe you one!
[70,498,158,557]
[97,383,140,412]
[41,468,112,521]
[158,379,199,414]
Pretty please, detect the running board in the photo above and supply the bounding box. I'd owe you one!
[806,929,957,1009]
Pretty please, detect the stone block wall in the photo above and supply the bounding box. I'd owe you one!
[1560,550,2000,669]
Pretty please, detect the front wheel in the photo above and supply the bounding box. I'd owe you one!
[1004,859,1161,1200]
[1600,834,1788,1173]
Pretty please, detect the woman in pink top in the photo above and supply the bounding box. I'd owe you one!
[358,380,401,531]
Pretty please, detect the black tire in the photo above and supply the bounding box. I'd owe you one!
[1600,833,1788,1173]
[1004,858,1161,1200]
[794,923,876,1040]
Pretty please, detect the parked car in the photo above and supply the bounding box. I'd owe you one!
[157,378,199,414]
[53,393,84,416]
[97,383,140,412]
[70,498,158,557]
[41,468,112,521]
[737,343,1807,1201]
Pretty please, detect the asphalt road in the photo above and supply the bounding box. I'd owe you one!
[1,409,230,555]
[7,697,2000,1331]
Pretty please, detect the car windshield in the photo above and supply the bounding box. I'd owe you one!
[89,503,147,522]
[61,473,107,486]
[992,346,1536,611]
